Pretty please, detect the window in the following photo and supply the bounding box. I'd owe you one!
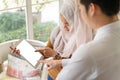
[0,0,59,43]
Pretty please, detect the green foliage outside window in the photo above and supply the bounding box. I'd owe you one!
[0,12,57,43]
[0,12,25,32]
[34,21,57,42]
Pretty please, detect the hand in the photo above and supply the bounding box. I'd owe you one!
[10,46,20,55]
[35,47,57,58]
[27,70,40,76]
[38,59,62,70]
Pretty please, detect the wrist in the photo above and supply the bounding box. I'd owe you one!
[57,60,62,67]
[53,53,61,59]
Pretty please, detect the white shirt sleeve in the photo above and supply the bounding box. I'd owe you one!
[56,45,96,80]
[62,59,70,67]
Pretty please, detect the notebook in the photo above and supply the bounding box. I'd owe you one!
[16,40,43,68]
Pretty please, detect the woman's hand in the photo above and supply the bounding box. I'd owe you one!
[38,59,62,70]
[35,47,57,58]
[10,46,20,55]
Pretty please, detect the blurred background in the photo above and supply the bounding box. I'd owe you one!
[0,0,59,43]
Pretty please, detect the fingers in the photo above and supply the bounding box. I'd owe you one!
[10,46,20,55]
[28,70,39,76]
[35,47,53,57]
[37,60,47,63]
[35,48,45,53]
[37,60,52,69]
[35,50,39,52]
[35,49,42,52]
[35,49,46,57]
[38,59,56,70]
[10,46,13,50]
[35,48,50,57]
[16,50,20,55]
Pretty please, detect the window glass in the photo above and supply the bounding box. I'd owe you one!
[0,0,26,43]
[0,0,59,43]
[32,0,59,42]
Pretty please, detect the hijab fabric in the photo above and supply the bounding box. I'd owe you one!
[50,0,93,57]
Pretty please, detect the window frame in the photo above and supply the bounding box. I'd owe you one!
[0,0,59,41]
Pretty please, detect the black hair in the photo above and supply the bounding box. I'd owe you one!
[80,0,120,16]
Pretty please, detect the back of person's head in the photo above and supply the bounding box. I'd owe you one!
[80,0,120,16]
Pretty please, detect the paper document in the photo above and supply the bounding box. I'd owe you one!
[16,40,43,68]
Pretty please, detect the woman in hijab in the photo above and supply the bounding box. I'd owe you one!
[11,0,93,79]
[36,0,93,80]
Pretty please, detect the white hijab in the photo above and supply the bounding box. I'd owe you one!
[74,0,93,48]
[50,0,93,57]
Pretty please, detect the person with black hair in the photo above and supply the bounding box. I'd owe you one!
[56,0,120,80]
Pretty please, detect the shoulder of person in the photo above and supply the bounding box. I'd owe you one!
[71,41,96,61]
[50,26,61,38]
[49,26,61,45]
[51,26,60,34]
